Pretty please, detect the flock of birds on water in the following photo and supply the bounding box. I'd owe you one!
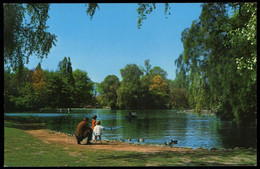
[52,130,178,146]
[126,138,178,146]
[53,111,179,146]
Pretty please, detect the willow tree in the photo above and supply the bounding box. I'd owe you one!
[176,2,256,125]
[86,3,171,29]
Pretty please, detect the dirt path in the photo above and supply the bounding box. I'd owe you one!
[24,129,199,153]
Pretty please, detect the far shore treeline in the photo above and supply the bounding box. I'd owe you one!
[4,58,189,112]
[4,3,256,126]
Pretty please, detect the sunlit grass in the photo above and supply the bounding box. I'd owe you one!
[4,124,257,167]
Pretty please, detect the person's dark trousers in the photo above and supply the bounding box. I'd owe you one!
[76,130,93,144]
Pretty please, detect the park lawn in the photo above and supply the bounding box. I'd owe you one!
[4,127,257,167]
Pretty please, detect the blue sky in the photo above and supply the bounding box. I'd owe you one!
[25,3,203,83]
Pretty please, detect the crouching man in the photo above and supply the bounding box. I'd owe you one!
[75,117,93,145]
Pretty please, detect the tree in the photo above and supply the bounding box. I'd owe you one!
[4,66,35,111]
[58,57,75,107]
[175,2,256,124]
[32,63,46,92]
[150,66,168,80]
[31,63,48,108]
[4,68,19,112]
[73,69,94,107]
[139,60,153,109]
[168,80,189,109]
[44,71,64,108]
[99,75,120,109]
[149,75,169,109]
[86,3,171,29]
[149,75,167,93]
[58,57,75,85]
[15,82,38,110]
[4,3,57,71]
[117,64,143,109]
[4,59,95,111]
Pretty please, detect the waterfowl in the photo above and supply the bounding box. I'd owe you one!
[164,139,178,146]
[171,139,178,144]
[164,142,171,146]
[138,138,144,142]
[127,138,132,141]
[126,112,137,119]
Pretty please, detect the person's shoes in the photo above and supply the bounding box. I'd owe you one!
[86,142,93,145]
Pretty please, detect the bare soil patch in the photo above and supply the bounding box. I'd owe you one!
[24,129,200,153]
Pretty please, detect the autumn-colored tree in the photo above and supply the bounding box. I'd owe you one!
[31,63,48,108]
[32,63,46,92]
[149,75,167,93]
[149,75,169,109]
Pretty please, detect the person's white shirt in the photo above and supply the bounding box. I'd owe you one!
[93,125,104,135]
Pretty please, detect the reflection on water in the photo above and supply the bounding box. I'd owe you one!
[5,109,256,149]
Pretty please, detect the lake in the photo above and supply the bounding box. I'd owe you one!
[4,109,256,150]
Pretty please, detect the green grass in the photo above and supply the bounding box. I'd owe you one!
[4,125,257,167]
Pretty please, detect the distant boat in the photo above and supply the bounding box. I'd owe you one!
[85,105,93,108]
[95,105,103,109]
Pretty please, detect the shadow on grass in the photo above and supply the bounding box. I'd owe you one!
[4,117,47,130]
[80,143,116,146]
[98,149,257,166]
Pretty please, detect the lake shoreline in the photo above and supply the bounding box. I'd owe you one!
[4,110,256,150]
[25,127,255,152]
[5,108,217,114]
[5,127,257,166]
[177,109,218,115]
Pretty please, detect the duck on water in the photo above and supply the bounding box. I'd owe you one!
[164,139,178,146]
[126,112,137,119]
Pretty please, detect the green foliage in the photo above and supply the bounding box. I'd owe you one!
[99,75,120,109]
[136,3,171,29]
[4,3,57,71]
[44,71,65,108]
[84,3,171,29]
[85,3,99,20]
[15,82,38,110]
[168,80,189,109]
[4,57,190,111]
[4,57,94,112]
[117,64,143,109]
[73,69,94,107]
[175,3,257,124]
[115,61,184,110]
[150,66,168,80]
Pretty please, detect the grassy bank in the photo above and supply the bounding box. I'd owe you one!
[4,124,257,167]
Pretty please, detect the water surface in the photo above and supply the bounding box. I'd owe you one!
[5,109,256,149]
